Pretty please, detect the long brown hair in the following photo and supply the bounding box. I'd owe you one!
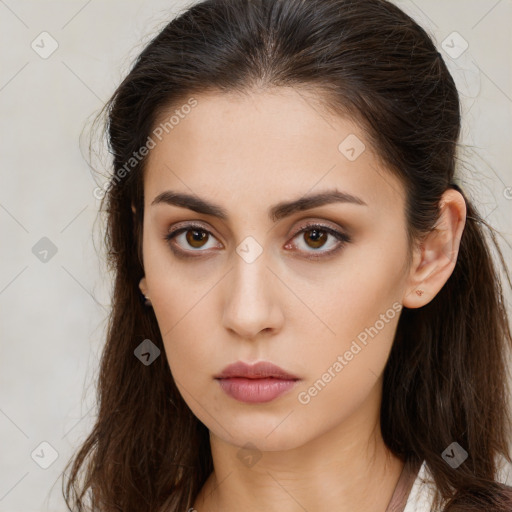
[62,0,512,510]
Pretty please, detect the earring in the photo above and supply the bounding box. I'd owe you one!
[140,290,152,307]
[415,289,424,296]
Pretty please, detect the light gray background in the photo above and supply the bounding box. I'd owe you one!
[1,1,512,510]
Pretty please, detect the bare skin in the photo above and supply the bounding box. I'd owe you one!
[137,87,466,512]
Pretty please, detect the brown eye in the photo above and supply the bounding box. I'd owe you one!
[185,229,209,248]
[164,223,223,256]
[302,228,328,249]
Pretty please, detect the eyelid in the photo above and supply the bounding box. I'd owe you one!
[289,219,349,239]
[167,220,217,238]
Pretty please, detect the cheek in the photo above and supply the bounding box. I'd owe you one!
[142,259,218,393]
[288,283,401,444]
[148,268,221,389]
[296,285,401,395]
[293,245,403,338]
[143,233,219,334]
[292,246,405,395]
[157,311,219,424]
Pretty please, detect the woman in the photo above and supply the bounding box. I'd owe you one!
[63,0,512,510]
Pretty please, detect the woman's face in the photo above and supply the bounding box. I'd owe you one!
[140,87,414,451]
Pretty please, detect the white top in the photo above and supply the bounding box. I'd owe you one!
[402,457,512,511]
[403,460,437,511]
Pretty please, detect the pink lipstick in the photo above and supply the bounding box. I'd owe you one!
[215,361,300,403]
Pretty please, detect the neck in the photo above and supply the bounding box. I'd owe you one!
[193,382,406,512]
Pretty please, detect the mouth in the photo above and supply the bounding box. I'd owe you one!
[214,361,301,403]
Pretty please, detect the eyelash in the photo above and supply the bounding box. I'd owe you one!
[164,221,351,260]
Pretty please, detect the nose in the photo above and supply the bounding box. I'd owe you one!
[221,249,285,340]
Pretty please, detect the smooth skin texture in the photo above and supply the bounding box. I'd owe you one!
[136,87,466,512]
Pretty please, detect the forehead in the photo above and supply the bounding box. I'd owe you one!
[143,87,405,216]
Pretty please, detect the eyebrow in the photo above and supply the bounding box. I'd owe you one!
[151,189,367,222]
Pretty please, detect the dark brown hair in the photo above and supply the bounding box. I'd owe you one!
[62,0,512,510]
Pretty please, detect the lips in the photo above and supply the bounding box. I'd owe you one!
[214,361,300,403]
[215,361,300,380]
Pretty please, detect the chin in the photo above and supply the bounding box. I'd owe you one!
[208,412,312,452]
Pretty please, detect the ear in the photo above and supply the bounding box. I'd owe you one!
[131,203,136,214]
[403,189,466,308]
[139,276,148,297]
